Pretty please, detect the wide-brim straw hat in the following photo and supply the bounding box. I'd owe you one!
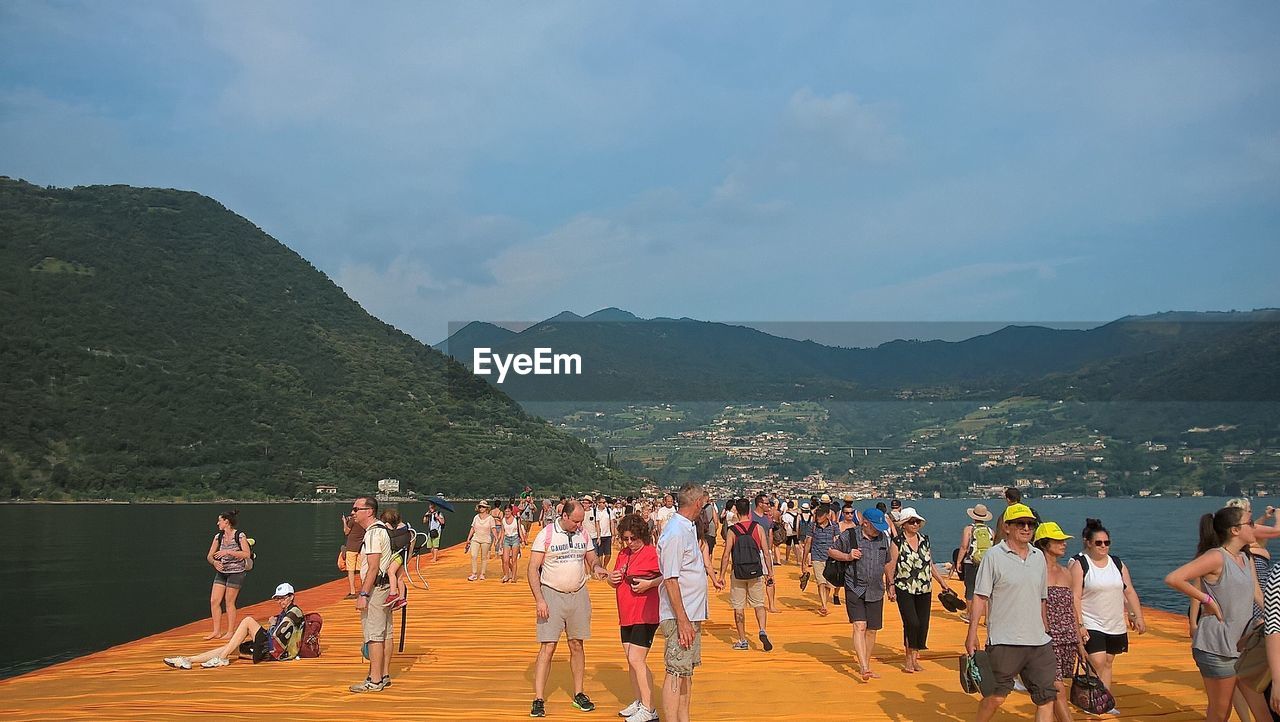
[966,504,993,522]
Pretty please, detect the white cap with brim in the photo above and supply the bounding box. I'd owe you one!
[273,582,295,598]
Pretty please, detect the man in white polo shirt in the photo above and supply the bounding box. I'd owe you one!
[965,503,1056,721]
[658,483,723,722]
[528,500,608,718]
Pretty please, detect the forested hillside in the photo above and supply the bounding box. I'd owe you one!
[0,178,627,500]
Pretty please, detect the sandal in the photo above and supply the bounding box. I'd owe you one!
[817,607,829,617]
[467,574,477,582]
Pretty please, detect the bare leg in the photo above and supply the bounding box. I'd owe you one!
[382,634,394,681]
[818,583,830,613]
[1230,687,1252,722]
[1051,679,1073,722]
[766,581,780,613]
[866,627,880,676]
[753,606,768,635]
[1204,675,1238,722]
[851,621,871,675]
[221,586,240,639]
[534,641,558,699]
[975,694,1007,722]
[662,673,692,722]
[625,642,654,710]
[188,617,261,665]
[568,638,585,695]
[1238,679,1270,721]
[733,609,747,643]
[1034,701,1056,722]
[347,556,357,595]
[207,584,226,639]
[1087,650,1115,691]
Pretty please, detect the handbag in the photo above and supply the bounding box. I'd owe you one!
[1236,622,1271,693]
[1069,654,1116,714]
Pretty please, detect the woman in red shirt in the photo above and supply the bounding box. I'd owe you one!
[608,514,662,722]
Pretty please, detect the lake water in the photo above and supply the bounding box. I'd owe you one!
[0,497,1242,679]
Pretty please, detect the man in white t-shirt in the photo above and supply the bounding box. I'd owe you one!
[654,493,676,536]
[349,495,394,693]
[528,500,608,717]
[658,483,723,722]
[583,495,615,567]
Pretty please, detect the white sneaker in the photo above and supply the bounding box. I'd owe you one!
[618,700,641,717]
[1105,708,1120,715]
[200,656,230,668]
[163,656,191,669]
[1012,677,1028,692]
[625,706,658,722]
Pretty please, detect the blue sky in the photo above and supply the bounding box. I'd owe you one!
[2,2,1278,345]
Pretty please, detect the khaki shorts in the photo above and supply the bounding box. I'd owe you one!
[361,585,393,643]
[811,560,831,587]
[729,577,766,610]
[536,585,592,643]
[345,551,360,571]
[659,619,702,678]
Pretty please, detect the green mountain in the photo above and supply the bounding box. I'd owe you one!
[0,178,627,500]
[432,321,518,362]
[439,307,1280,402]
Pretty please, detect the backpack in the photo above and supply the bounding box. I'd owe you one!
[968,523,993,564]
[1072,553,1126,589]
[389,524,414,559]
[772,521,788,546]
[730,521,764,580]
[299,612,323,658]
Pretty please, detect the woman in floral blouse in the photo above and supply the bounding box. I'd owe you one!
[891,507,951,673]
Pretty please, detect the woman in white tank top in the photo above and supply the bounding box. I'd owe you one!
[1069,518,1146,702]
[500,506,525,584]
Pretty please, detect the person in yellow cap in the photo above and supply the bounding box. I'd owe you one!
[966,503,1057,720]
[1033,522,1083,722]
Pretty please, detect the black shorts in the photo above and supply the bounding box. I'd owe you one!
[845,594,884,630]
[786,535,798,546]
[620,624,659,648]
[1084,629,1129,656]
[595,537,612,556]
[704,536,717,555]
[238,628,273,663]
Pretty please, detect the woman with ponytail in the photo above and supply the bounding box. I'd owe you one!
[206,509,251,640]
[1166,507,1268,721]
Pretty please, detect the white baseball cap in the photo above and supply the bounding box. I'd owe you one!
[272,583,295,598]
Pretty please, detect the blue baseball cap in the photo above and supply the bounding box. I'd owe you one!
[862,507,890,532]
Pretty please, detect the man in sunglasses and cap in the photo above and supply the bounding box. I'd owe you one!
[965,503,1056,721]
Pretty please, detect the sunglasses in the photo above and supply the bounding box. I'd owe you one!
[904,519,922,525]
[1093,540,1111,547]
[350,506,371,513]
[1007,520,1037,529]
[620,535,636,542]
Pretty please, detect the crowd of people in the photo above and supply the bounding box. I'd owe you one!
[160,487,1280,722]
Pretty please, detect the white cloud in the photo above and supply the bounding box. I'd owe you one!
[786,88,902,163]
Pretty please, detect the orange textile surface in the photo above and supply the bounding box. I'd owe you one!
[1,538,1208,720]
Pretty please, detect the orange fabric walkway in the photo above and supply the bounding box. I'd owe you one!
[0,539,1208,720]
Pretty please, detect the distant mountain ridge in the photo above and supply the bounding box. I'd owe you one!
[439,307,1280,402]
[0,178,627,500]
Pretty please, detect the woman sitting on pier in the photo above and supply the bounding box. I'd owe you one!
[163,583,305,669]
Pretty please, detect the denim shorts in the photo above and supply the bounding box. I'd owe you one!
[1192,647,1239,679]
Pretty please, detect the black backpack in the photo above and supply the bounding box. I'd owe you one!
[1073,553,1126,589]
[730,521,764,580]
